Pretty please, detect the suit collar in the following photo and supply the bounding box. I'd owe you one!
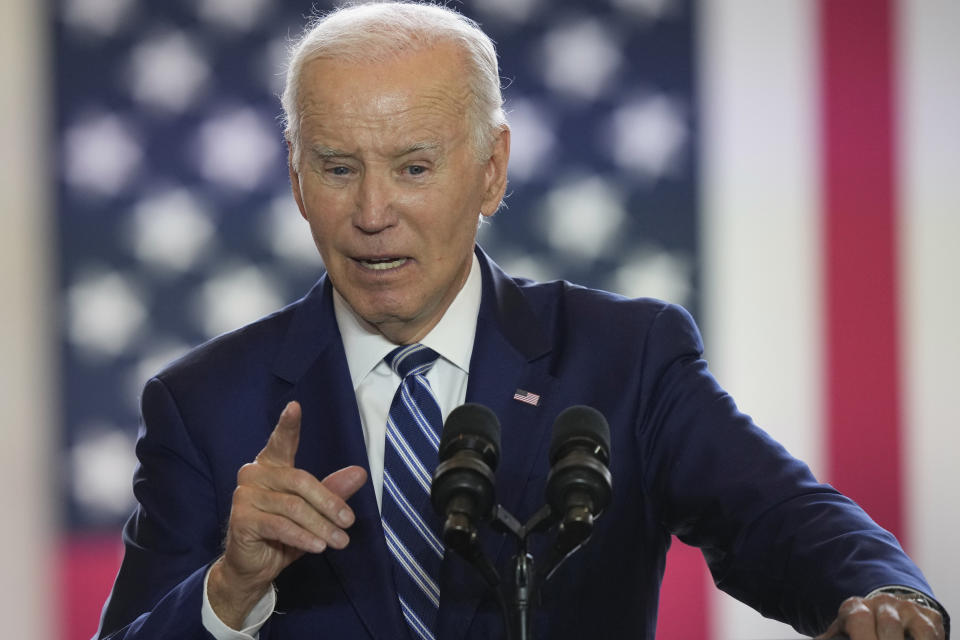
[474,246,551,361]
[272,276,339,384]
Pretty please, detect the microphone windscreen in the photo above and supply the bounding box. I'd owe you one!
[548,405,610,464]
[439,403,501,461]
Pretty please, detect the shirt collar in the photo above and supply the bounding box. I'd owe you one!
[333,253,482,389]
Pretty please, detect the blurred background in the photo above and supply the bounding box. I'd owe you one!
[2,0,957,638]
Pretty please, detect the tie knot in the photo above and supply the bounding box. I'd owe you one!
[385,344,440,379]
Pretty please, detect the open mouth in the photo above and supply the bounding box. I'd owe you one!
[358,257,408,271]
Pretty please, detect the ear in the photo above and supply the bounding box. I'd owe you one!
[287,140,308,221]
[479,126,510,218]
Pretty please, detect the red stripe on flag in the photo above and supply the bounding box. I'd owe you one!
[820,0,904,542]
[656,539,710,639]
[59,534,124,640]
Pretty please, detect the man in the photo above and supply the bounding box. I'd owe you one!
[95,3,948,639]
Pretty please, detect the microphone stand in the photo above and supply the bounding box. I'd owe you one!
[485,503,566,640]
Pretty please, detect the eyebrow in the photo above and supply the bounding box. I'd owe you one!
[310,144,352,159]
[309,141,442,160]
[396,141,441,156]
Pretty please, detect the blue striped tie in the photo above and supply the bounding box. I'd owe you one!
[382,344,445,640]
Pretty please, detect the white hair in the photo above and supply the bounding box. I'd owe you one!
[281,1,508,170]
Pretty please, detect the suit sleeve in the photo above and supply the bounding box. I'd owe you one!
[94,376,228,640]
[636,303,935,636]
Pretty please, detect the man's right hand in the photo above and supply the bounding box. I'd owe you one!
[208,401,368,629]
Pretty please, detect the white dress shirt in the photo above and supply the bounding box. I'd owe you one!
[201,255,482,639]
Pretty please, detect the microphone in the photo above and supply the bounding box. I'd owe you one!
[543,405,613,572]
[431,403,501,558]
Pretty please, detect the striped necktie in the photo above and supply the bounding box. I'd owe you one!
[382,344,445,640]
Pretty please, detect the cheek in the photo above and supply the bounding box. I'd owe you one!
[303,212,330,248]
[423,185,483,237]
[302,191,350,234]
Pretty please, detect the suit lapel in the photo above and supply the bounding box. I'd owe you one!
[438,249,559,640]
[272,277,406,640]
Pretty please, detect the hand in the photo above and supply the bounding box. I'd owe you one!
[208,401,368,628]
[816,592,945,640]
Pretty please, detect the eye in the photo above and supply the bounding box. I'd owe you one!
[405,164,427,176]
[327,165,352,176]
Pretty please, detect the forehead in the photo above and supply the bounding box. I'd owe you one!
[297,43,472,148]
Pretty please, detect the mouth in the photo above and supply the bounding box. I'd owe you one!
[356,257,409,271]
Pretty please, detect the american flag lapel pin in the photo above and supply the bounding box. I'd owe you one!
[512,388,541,407]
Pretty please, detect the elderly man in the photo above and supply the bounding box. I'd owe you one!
[95,3,947,640]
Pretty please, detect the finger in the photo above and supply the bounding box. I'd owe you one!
[844,613,880,640]
[237,460,359,529]
[247,507,329,554]
[874,601,902,640]
[256,401,302,467]
[837,598,879,640]
[244,485,352,550]
[902,605,945,640]
[320,465,368,528]
[245,465,358,531]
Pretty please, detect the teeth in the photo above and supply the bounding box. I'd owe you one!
[360,258,407,271]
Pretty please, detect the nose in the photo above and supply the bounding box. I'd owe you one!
[353,170,397,234]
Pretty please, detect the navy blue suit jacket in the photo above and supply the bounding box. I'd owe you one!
[95,248,933,639]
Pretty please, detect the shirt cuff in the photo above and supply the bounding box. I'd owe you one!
[201,563,276,640]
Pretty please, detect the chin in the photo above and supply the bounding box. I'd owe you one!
[352,299,417,327]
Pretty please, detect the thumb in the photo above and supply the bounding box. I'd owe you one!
[256,401,301,467]
[322,465,368,500]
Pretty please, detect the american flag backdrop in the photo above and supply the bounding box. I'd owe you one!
[1,1,957,639]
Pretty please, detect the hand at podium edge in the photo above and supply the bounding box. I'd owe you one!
[815,591,944,640]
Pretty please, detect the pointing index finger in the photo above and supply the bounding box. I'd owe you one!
[256,401,301,467]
